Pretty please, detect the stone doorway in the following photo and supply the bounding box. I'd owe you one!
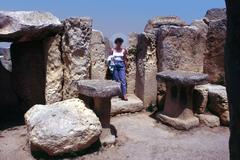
[10,40,46,112]
[0,11,63,129]
[0,44,22,129]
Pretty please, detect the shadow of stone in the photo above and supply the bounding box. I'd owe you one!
[31,139,102,160]
[0,111,25,131]
[110,124,118,138]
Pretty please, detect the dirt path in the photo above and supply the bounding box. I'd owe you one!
[0,113,229,160]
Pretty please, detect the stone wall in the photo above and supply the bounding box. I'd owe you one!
[62,18,92,100]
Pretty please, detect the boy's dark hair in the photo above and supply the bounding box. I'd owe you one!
[114,37,124,44]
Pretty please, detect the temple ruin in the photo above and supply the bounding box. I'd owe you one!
[0,8,230,158]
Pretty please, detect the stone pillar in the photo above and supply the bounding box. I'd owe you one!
[89,30,107,80]
[136,31,158,108]
[126,33,138,94]
[204,8,226,84]
[44,34,63,104]
[93,97,111,128]
[62,18,92,100]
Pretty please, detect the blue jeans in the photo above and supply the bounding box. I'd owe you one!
[113,61,127,96]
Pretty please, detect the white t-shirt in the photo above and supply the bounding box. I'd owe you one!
[112,48,125,61]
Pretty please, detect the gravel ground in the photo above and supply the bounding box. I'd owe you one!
[0,113,229,160]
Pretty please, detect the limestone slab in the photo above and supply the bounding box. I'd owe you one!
[111,94,144,116]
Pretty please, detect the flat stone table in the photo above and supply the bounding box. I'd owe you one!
[156,70,208,130]
[77,80,121,145]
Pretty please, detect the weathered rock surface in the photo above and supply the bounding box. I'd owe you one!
[191,19,209,36]
[111,94,144,116]
[135,32,158,108]
[157,113,199,130]
[207,84,229,126]
[77,80,121,97]
[44,35,63,104]
[62,17,92,100]
[156,70,208,85]
[89,30,107,80]
[0,11,63,42]
[157,25,207,73]
[204,9,226,84]
[25,98,102,156]
[193,84,209,113]
[205,8,226,21]
[126,33,138,94]
[196,114,220,128]
[144,16,187,32]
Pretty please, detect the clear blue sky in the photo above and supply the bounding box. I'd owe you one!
[1,0,225,38]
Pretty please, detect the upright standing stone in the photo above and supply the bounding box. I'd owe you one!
[207,84,229,126]
[126,33,138,94]
[204,8,227,84]
[157,25,206,73]
[193,84,209,114]
[44,35,63,104]
[136,31,158,108]
[62,18,92,100]
[89,30,107,80]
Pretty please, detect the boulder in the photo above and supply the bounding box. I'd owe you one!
[196,114,220,128]
[25,98,102,156]
[135,31,158,108]
[193,84,209,113]
[89,30,107,80]
[44,35,63,104]
[126,33,138,94]
[0,11,63,42]
[62,17,92,100]
[207,84,229,126]
[204,9,227,84]
[144,16,187,32]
